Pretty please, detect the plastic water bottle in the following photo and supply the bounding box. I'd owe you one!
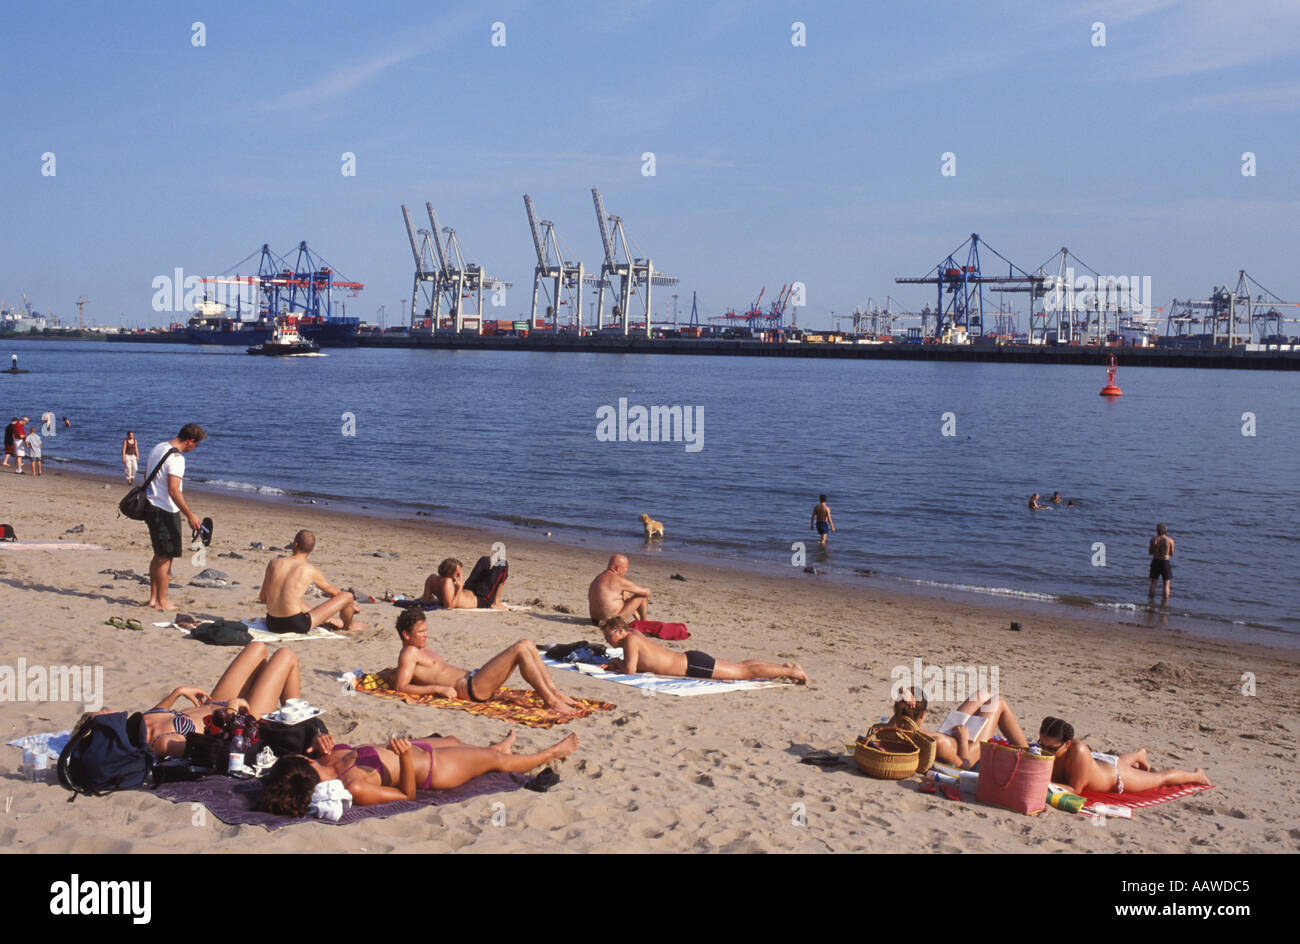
[228,727,247,774]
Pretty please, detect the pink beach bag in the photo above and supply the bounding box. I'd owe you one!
[976,742,1054,814]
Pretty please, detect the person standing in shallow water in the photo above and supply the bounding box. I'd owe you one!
[811,494,835,546]
[1148,523,1175,605]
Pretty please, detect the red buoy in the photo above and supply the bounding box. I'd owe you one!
[1100,353,1122,397]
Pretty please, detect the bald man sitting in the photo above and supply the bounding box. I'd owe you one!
[588,554,652,626]
[259,530,364,633]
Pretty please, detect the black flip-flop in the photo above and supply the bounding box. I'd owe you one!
[524,767,561,792]
[199,516,214,547]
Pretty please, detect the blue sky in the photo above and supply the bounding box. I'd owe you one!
[2,0,1298,329]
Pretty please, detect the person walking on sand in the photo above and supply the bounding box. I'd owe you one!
[259,529,363,632]
[382,609,583,714]
[23,427,41,476]
[143,423,206,611]
[588,554,652,625]
[600,617,808,684]
[122,430,139,482]
[2,417,14,468]
[811,494,835,546]
[1148,522,1175,604]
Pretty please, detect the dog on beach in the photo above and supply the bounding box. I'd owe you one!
[639,513,665,539]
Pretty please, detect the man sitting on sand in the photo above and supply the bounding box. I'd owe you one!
[259,530,363,633]
[422,555,508,609]
[599,617,807,684]
[382,609,583,715]
[588,554,652,626]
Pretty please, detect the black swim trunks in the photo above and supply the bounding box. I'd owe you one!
[1149,558,1172,581]
[463,670,489,702]
[265,612,312,634]
[144,503,184,558]
[684,650,716,680]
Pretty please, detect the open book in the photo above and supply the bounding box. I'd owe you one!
[936,710,987,740]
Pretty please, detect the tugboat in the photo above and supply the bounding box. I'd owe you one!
[246,317,321,356]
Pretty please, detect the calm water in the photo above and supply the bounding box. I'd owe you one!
[8,341,1300,639]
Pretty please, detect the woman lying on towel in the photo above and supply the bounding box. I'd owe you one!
[1037,717,1211,794]
[890,687,1029,770]
[130,642,301,759]
[255,731,578,815]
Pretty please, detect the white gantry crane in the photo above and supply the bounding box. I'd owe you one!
[404,202,511,334]
[523,194,586,331]
[401,205,440,327]
[591,187,678,337]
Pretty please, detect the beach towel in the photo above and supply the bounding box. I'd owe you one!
[1081,782,1213,811]
[390,600,531,613]
[152,770,525,831]
[541,655,790,696]
[159,617,347,641]
[629,620,690,641]
[0,543,106,551]
[351,672,614,728]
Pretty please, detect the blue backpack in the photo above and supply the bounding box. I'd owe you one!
[57,712,156,798]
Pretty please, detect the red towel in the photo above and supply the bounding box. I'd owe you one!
[1082,782,1213,810]
[630,620,690,641]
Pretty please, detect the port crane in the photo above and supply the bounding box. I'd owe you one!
[523,194,586,331]
[422,204,511,334]
[1166,270,1300,345]
[591,188,678,337]
[200,242,364,324]
[401,205,441,326]
[896,233,1046,340]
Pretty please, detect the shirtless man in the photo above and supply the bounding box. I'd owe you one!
[811,494,835,546]
[599,617,807,684]
[383,609,583,714]
[1028,493,1043,510]
[588,554,651,625]
[1148,522,1174,604]
[1049,491,1063,504]
[1038,716,1209,795]
[258,530,363,633]
[422,556,507,609]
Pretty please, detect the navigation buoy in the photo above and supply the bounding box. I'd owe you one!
[1099,353,1122,397]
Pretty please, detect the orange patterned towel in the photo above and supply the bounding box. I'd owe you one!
[353,673,614,729]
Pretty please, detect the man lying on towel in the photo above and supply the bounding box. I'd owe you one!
[381,609,584,715]
[422,555,508,609]
[259,530,364,633]
[599,618,807,684]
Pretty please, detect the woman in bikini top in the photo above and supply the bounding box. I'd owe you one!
[129,642,302,758]
[889,687,1029,770]
[256,730,580,816]
[1037,717,1211,795]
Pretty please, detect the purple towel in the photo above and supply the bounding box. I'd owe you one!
[152,772,524,831]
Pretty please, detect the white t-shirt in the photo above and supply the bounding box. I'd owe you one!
[145,441,185,512]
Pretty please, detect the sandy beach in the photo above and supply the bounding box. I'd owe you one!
[1,468,1296,854]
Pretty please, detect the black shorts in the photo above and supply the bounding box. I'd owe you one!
[144,503,184,558]
[1149,558,1172,581]
[684,650,716,680]
[266,612,312,634]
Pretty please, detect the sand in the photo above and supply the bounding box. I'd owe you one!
[1,468,1296,854]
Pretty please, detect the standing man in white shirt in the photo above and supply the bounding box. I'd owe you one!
[144,423,206,611]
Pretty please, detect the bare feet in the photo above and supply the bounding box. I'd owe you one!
[544,733,579,763]
[151,601,178,612]
[1192,768,1212,786]
[490,731,517,754]
[784,663,808,684]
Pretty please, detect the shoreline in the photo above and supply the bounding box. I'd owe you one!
[1,465,1296,853]
[45,461,1299,654]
